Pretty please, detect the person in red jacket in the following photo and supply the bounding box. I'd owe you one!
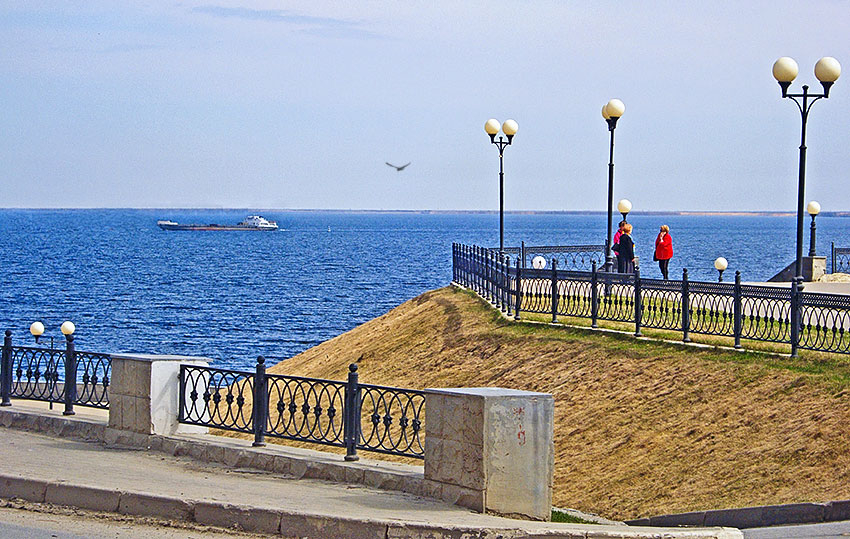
[654,225,673,279]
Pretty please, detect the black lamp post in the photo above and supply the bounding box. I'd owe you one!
[807,200,821,257]
[484,118,519,252]
[773,56,840,288]
[602,99,625,272]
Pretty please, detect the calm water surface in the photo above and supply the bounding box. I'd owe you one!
[1,209,846,370]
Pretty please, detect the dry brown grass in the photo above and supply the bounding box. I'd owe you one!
[264,286,850,520]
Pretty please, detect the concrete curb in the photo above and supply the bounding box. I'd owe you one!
[626,500,850,529]
[0,473,741,538]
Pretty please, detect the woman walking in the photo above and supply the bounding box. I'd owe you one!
[654,225,673,279]
[613,223,635,273]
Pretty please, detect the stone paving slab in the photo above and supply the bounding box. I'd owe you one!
[0,402,741,538]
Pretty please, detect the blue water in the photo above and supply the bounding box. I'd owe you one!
[1,209,846,369]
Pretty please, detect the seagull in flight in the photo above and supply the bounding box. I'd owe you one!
[386,162,411,171]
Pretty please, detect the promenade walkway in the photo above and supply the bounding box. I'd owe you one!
[0,401,741,538]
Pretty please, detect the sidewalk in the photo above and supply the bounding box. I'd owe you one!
[0,401,741,538]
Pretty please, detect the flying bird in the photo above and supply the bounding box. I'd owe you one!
[386,162,411,171]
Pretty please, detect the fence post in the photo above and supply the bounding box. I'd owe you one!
[733,271,743,349]
[252,356,268,447]
[633,266,643,337]
[1,330,11,406]
[514,257,523,321]
[832,241,836,274]
[551,258,558,323]
[682,268,691,343]
[505,255,512,316]
[344,363,361,461]
[499,254,507,312]
[63,334,76,416]
[452,243,457,283]
[521,241,526,269]
[591,262,599,328]
[790,278,801,358]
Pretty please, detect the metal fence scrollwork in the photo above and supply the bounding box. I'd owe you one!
[1,330,110,412]
[179,360,425,460]
[453,242,850,357]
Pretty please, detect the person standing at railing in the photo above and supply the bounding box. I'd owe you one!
[612,220,626,269]
[654,225,673,280]
[612,223,635,273]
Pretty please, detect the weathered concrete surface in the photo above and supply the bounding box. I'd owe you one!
[425,387,555,521]
[109,354,209,436]
[0,402,741,538]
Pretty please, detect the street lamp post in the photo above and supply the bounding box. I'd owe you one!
[485,118,519,252]
[807,200,821,257]
[714,257,728,282]
[773,56,840,287]
[602,99,626,272]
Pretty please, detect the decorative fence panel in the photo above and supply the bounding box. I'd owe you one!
[453,242,850,356]
[1,332,110,411]
[831,243,850,274]
[179,360,425,460]
[497,244,605,271]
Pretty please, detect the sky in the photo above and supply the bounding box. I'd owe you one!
[1,1,849,211]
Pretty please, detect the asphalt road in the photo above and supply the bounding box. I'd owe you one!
[743,520,850,538]
[0,504,266,539]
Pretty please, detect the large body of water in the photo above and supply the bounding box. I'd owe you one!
[1,209,846,370]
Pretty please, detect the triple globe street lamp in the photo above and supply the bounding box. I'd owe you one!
[484,118,519,252]
[602,99,626,272]
[772,56,840,289]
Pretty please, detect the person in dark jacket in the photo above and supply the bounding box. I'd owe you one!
[654,224,673,279]
[612,223,635,273]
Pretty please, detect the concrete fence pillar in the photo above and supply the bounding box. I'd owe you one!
[424,387,554,520]
[109,354,210,436]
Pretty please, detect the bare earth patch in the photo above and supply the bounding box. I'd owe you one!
[268,286,850,520]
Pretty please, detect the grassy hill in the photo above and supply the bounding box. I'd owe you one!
[270,286,850,520]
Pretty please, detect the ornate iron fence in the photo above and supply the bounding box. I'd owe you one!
[1,331,110,412]
[453,242,850,356]
[831,243,850,274]
[179,359,425,460]
[496,243,605,271]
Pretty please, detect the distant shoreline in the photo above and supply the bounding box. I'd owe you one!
[3,208,850,217]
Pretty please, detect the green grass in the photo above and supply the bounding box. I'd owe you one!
[551,508,598,524]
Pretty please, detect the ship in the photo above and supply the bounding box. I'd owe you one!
[157,215,279,231]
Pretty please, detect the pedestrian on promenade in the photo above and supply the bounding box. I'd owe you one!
[654,225,673,280]
[612,220,626,270]
[612,223,635,273]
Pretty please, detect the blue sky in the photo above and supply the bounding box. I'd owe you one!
[2,1,849,211]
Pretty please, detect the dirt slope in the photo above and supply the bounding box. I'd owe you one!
[271,286,850,520]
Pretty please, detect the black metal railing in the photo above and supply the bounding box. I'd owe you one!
[453,242,850,356]
[1,330,110,412]
[495,242,605,271]
[831,243,850,274]
[179,359,425,460]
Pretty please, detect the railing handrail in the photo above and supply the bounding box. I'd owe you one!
[454,241,850,357]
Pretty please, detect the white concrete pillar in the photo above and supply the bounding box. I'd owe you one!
[109,354,210,436]
[424,387,554,520]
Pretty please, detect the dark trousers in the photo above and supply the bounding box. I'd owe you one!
[658,258,670,280]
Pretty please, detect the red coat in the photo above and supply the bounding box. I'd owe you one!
[654,233,673,260]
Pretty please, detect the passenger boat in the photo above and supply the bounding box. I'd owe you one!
[157,215,279,231]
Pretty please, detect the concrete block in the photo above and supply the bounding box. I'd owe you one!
[272,455,292,476]
[440,482,484,513]
[649,511,706,527]
[761,503,825,527]
[193,502,281,535]
[281,513,387,539]
[704,506,764,528]
[825,500,850,522]
[45,483,120,512]
[0,476,48,502]
[118,492,193,520]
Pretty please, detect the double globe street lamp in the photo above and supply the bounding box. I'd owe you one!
[484,118,519,252]
[602,99,626,272]
[772,56,840,288]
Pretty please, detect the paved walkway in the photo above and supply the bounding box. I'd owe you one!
[0,401,741,538]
